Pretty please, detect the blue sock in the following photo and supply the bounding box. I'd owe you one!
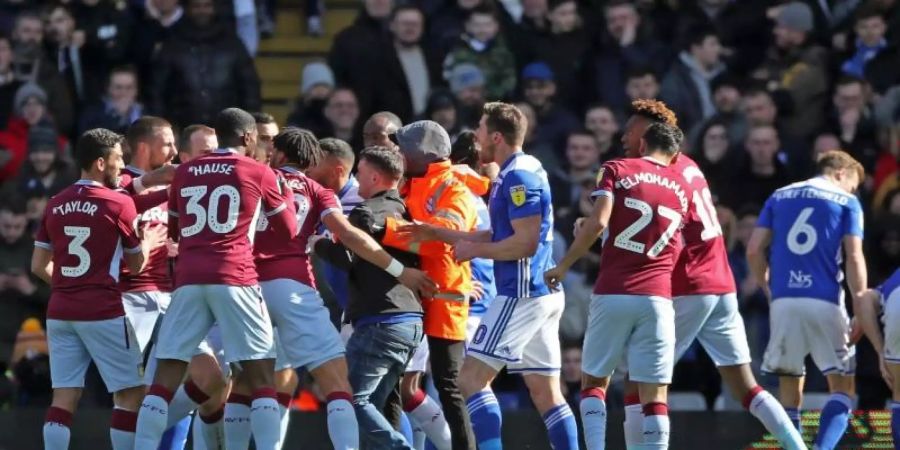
[400,411,414,444]
[891,401,900,448]
[814,393,852,450]
[542,403,578,450]
[467,391,503,450]
[157,415,192,450]
[785,407,802,433]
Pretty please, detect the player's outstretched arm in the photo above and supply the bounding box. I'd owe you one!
[454,215,540,262]
[745,227,773,301]
[30,247,53,285]
[544,195,612,289]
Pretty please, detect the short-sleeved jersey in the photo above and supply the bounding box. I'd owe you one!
[669,154,736,296]
[489,151,555,298]
[35,180,142,321]
[168,149,289,287]
[117,165,172,292]
[254,166,341,287]
[470,193,496,314]
[591,157,690,298]
[757,177,864,304]
[877,269,900,308]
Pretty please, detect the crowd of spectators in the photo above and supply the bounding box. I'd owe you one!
[0,0,899,413]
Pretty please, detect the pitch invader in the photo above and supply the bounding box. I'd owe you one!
[240,127,434,450]
[134,108,299,450]
[747,150,867,450]
[615,101,805,450]
[33,129,166,450]
[546,122,689,450]
[855,269,900,446]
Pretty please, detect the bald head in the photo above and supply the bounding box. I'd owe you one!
[363,111,402,148]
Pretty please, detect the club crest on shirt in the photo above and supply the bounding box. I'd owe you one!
[509,184,526,207]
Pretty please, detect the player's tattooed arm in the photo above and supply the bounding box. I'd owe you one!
[30,247,53,285]
[544,194,612,289]
[745,227,773,301]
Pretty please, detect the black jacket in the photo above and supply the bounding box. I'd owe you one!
[149,19,261,127]
[376,42,444,123]
[328,11,391,120]
[314,189,422,323]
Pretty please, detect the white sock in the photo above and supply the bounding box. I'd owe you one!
[250,391,282,450]
[407,393,452,450]
[746,388,806,450]
[326,393,359,450]
[166,382,204,428]
[224,395,253,450]
[639,412,670,450]
[413,426,427,450]
[580,390,607,450]
[278,400,290,448]
[43,408,72,450]
[134,389,171,450]
[194,408,224,450]
[110,407,138,450]
[623,404,644,449]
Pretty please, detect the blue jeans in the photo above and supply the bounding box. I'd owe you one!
[347,320,423,450]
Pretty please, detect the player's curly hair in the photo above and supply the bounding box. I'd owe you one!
[629,99,678,127]
[273,127,323,170]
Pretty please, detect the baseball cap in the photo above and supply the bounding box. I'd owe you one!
[448,63,485,94]
[522,62,555,82]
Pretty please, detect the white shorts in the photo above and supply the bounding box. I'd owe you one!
[885,298,900,364]
[155,284,275,364]
[261,279,344,371]
[674,293,752,367]
[406,313,485,373]
[468,291,564,375]
[47,316,143,392]
[122,291,171,353]
[583,295,675,384]
[762,297,855,377]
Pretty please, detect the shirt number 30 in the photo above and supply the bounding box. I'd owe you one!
[180,185,241,237]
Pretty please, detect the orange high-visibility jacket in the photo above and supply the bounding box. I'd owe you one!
[383,160,478,341]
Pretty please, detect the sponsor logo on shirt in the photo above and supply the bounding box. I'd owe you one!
[788,270,813,289]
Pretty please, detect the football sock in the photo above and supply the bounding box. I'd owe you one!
[250,388,282,450]
[543,403,579,450]
[326,391,359,450]
[785,407,802,433]
[890,401,900,449]
[224,393,252,449]
[639,402,670,450]
[194,406,224,450]
[110,407,139,450]
[134,384,173,450]
[277,392,292,448]
[743,386,805,450]
[43,406,72,450]
[623,393,643,449]
[814,393,852,450]
[405,389,452,450]
[580,388,607,450]
[467,390,503,450]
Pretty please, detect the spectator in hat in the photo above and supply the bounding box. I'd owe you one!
[0,84,68,183]
[447,63,486,129]
[424,89,461,138]
[443,3,517,101]
[287,61,336,136]
[77,66,144,135]
[520,61,580,154]
[660,25,726,132]
[688,73,747,149]
[376,5,443,123]
[754,1,828,139]
[3,123,75,199]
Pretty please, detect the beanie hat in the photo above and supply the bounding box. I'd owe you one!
[301,62,335,95]
[776,2,814,33]
[14,83,48,115]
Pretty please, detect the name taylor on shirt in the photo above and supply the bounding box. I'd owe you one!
[616,172,688,211]
[188,163,234,176]
[53,200,99,216]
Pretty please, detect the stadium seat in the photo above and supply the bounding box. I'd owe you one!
[667,392,707,411]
